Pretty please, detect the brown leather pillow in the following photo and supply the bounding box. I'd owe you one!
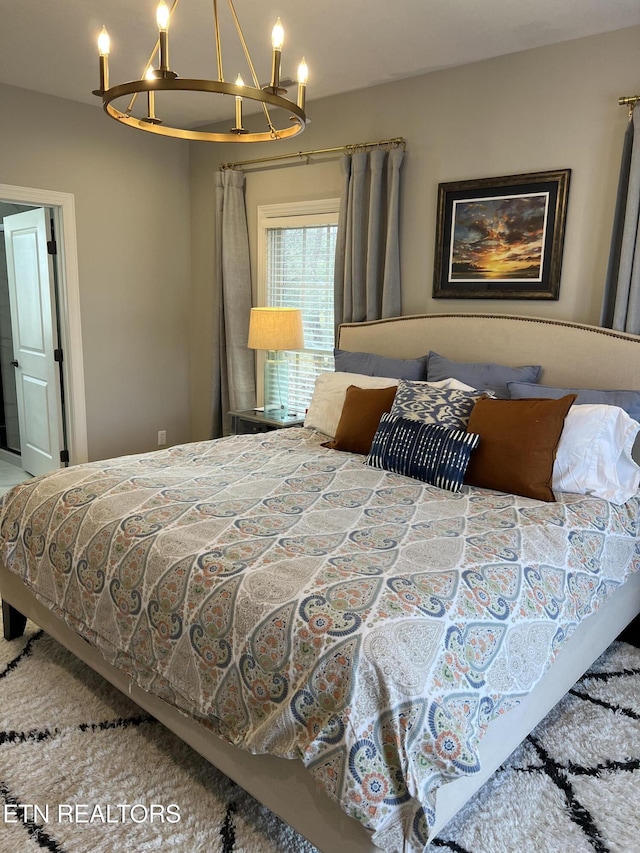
[322,384,398,454]
[464,394,577,501]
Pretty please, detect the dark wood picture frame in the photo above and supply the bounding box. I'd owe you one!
[433,169,571,299]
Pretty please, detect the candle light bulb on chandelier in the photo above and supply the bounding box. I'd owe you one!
[156,1,174,74]
[97,26,110,56]
[298,58,308,86]
[233,74,245,133]
[93,26,110,95]
[156,2,170,31]
[297,57,308,110]
[144,68,160,124]
[269,17,284,92]
[271,18,284,51]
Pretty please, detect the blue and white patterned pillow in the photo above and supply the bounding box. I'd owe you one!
[367,413,480,492]
[390,380,485,429]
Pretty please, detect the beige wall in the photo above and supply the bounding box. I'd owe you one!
[189,26,640,440]
[0,82,191,461]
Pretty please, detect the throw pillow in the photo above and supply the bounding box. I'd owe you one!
[322,384,398,454]
[367,413,480,492]
[390,380,486,429]
[464,394,576,501]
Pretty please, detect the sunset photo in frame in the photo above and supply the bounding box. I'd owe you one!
[433,169,571,299]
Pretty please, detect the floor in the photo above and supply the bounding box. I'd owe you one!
[0,459,31,497]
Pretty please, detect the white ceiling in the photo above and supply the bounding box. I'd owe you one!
[1,0,640,130]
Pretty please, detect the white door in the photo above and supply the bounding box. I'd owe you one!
[3,209,64,476]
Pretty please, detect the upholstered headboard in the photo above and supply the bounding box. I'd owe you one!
[336,314,640,391]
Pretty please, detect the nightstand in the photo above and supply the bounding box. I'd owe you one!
[229,409,305,435]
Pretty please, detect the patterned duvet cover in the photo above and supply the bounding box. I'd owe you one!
[1,427,639,852]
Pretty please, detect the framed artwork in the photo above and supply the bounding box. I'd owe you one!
[433,169,571,299]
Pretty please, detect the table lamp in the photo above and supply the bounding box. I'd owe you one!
[247,307,304,419]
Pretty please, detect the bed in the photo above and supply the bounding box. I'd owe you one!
[1,313,640,853]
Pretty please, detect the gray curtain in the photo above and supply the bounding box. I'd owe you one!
[601,107,640,332]
[212,169,255,437]
[334,146,404,330]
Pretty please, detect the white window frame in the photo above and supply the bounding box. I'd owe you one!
[256,199,340,410]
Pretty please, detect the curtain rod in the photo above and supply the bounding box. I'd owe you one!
[220,136,406,170]
[619,95,640,115]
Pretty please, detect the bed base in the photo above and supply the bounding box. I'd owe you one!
[2,599,26,641]
[2,563,639,850]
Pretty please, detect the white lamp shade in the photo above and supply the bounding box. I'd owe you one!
[248,307,304,351]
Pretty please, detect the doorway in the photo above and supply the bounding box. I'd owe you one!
[0,184,88,469]
[0,202,50,468]
[2,205,68,476]
[0,204,22,459]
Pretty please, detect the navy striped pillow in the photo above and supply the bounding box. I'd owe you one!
[367,413,480,492]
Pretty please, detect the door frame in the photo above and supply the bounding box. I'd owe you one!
[0,184,88,465]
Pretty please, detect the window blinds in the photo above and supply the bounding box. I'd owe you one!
[266,224,337,414]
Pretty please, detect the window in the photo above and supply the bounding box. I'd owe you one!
[257,200,339,414]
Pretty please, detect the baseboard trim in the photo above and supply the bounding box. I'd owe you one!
[0,448,22,468]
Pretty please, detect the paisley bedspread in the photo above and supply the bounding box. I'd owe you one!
[1,427,639,852]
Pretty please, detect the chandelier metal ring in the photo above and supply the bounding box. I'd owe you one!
[102,79,307,143]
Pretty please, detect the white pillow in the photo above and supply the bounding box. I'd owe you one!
[553,404,640,504]
[423,378,478,392]
[304,372,398,438]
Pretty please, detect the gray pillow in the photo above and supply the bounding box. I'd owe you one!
[427,351,542,399]
[334,349,428,380]
[507,381,640,422]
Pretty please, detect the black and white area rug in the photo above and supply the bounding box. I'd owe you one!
[1,611,639,853]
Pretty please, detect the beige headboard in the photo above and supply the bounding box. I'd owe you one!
[336,314,640,391]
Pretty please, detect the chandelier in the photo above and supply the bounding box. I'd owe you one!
[93,0,308,143]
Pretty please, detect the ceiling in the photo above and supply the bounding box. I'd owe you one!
[1,0,640,131]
